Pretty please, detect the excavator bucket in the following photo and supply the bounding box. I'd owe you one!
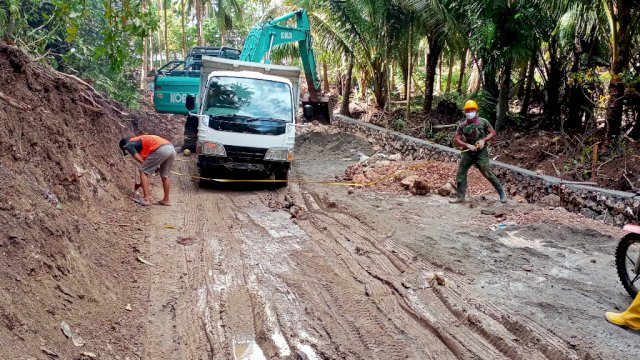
[301,94,333,124]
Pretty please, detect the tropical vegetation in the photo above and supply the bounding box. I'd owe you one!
[1,0,639,139]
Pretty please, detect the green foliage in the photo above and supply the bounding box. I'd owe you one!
[393,118,406,131]
[433,91,465,109]
[424,127,454,145]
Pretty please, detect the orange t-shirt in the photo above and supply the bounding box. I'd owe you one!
[129,135,171,160]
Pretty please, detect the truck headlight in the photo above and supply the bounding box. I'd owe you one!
[201,141,226,157]
[264,148,293,162]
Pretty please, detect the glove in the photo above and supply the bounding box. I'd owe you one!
[475,139,486,150]
[465,144,477,152]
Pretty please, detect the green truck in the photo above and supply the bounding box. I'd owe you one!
[153,46,241,115]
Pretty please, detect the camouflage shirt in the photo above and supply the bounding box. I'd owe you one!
[456,117,493,144]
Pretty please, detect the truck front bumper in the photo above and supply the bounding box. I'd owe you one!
[197,156,290,173]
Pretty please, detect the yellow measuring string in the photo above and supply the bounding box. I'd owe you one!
[171,146,470,187]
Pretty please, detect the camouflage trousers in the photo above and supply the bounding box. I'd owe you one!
[455,148,504,199]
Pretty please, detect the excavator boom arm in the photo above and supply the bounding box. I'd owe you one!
[239,9,321,95]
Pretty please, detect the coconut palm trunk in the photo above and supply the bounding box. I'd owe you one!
[445,51,454,93]
[456,48,467,94]
[496,59,512,131]
[423,36,442,113]
[520,52,536,116]
[181,0,187,58]
[340,57,354,116]
[196,0,204,46]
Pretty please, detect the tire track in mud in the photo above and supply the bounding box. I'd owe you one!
[292,188,580,360]
[142,156,581,360]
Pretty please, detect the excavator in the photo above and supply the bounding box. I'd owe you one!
[153,9,332,150]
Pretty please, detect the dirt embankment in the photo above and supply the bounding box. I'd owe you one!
[0,43,180,359]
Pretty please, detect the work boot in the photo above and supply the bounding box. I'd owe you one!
[499,190,507,203]
[451,181,466,204]
[606,293,640,331]
[449,197,465,204]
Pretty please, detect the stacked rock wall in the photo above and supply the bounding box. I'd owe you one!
[334,115,640,226]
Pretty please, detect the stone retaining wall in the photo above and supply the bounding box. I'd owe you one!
[334,115,640,226]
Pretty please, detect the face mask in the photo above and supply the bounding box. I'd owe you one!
[465,111,477,120]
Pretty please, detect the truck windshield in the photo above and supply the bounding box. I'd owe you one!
[204,77,293,122]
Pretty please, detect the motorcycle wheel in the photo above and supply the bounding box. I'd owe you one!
[615,233,640,298]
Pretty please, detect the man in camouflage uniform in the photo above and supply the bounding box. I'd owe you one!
[450,100,506,203]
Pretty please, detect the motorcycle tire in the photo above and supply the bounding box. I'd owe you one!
[615,233,640,299]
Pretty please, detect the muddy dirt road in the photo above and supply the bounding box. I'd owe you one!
[138,132,638,360]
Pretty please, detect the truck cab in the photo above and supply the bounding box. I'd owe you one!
[186,57,307,185]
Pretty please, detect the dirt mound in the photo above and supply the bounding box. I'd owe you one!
[296,130,374,160]
[0,43,179,358]
[343,155,496,196]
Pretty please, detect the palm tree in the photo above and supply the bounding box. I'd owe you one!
[405,0,464,113]
[541,0,639,138]
[210,0,242,46]
[323,0,414,109]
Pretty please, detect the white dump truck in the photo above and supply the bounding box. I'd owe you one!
[185,56,312,185]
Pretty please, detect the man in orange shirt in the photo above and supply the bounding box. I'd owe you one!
[119,135,176,206]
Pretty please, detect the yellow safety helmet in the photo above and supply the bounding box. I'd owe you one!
[463,100,478,111]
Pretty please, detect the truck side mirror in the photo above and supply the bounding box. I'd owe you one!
[303,105,314,121]
[185,95,196,111]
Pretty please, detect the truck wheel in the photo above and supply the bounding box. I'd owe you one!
[198,168,214,188]
[183,116,198,152]
[274,170,289,188]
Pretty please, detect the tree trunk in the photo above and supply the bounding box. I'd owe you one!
[445,51,454,93]
[139,37,148,89]
[516,61,527,98]
[545,36,562,126]
[149,28,155,69]
[422,37,442,113]
[372,61,387,109]
[406,22,412,120]
[390,62,396,92]
[495,60,512,131]
[608,64,626,138]
[438,52,443,93]
[566,37,589,130]
[340,57,353,116]
[181,0,187,58]
[456,48,467,94]
[605,0,632,138]
[520,52,536,116]
[630,97,640,140]
[157,30,164,64]
[360,76,366,99]
[163,0,169,61]
[322,63,330,92]
[139,0,148,90]
[482,64,499,125]
[467,60,481,94]
[196,0,204,46]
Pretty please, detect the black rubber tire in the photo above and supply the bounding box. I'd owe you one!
[274,170,288,188]
[198,168,213,189]
[615,233,640,299]
[183,116,198,152]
